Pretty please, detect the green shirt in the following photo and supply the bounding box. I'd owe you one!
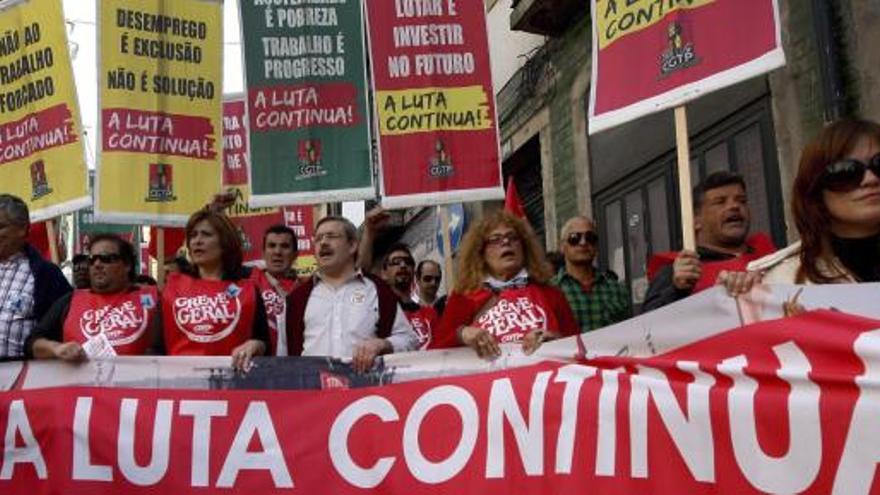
[551,268,631,333]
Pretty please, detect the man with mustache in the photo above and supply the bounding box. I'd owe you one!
[286,216,419,372]
[382,244,438,349]
[642,171,776,312]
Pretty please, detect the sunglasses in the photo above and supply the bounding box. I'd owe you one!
[485,232,521,247]
[387,257,415,268]
[88,253,123,265]
[420,275,441,283]
[820,153,880,192]
[566,231,599,246]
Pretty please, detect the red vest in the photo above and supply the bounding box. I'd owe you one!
[646,233,777,293]
[162,272,257,356]
[471,285,561,344]
[62,286,158,356]
[250,269,297,356]
[403,304,437,350]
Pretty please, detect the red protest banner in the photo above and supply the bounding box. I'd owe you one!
[3,309,880,493]
[222,97,285,263]
[366,0,503,208]
[283,206,317,277]
[588,0,785,133]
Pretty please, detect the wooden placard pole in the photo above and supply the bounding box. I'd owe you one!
[156,227,166,288]
[674,105,696,251]
[45,218,59,264]
[438,205,456,293]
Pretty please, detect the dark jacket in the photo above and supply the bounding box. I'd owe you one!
[641,246,740,313]
[24,244,72,322]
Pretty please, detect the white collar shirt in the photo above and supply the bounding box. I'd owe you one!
[302,271,418,358]
[0,252,35,358]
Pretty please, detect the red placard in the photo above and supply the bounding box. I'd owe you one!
[366,0,503,208]
[588,0,785,133]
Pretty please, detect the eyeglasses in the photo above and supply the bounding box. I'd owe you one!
[420,275,441,283]
[820,153,880,192]
[88,253,123,265]
[485,232,521,247]
[314,232,345,243]
[566,231,599,246]
[387,256,415,268]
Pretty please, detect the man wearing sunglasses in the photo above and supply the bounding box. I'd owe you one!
[414,259,442,307]
[643,172,776,312]
[382,244,438,349]
[0,194,71,360]
[551,216,631,332]
[26,233,160,361]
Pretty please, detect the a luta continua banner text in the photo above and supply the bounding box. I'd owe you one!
[239,0,373,206]
[95,0,223,225]
[366,0,503,208]
[0,0,89,221]
[588,0,785,133]
[3,284,880,493]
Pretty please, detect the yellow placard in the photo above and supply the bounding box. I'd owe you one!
[596,0,714,50]
[0,0,89,221]
[97,0,223,225]
[376,85,493,136]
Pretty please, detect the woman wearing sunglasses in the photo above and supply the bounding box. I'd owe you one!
[431,210,578,358]
[160,209,269,371]
[749,118,880,283]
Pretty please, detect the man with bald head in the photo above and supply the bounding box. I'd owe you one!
[551,216,631,332]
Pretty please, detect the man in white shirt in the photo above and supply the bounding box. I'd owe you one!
[286,216,418,372]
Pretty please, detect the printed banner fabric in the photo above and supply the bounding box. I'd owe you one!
[365,0,503,209]
[0,0,90,221]
[239,0,374,206]
[588,0,785,133]
[96,0,223,225]
[222,97,284,263]
[283,206,317,277]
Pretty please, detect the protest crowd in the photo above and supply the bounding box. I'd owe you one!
[2,116,878,368]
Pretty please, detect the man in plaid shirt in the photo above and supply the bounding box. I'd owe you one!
[551,216,631,332]
[0,194,71,359]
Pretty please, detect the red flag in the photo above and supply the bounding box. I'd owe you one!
[148,227,186,260]
[504,176,526,219]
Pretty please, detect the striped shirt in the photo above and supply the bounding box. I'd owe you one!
[0,253,35,358]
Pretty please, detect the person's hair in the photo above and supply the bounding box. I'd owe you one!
[184,209,244,279]
[0,194,29,227]
[416,259,441,279]
[88,233,137,282]
[262,224,298,253]
[546,250,565,273]
[791,118,880,283]
[455,210,552,293]
[171,256,191,272]
[72,253,89,265]
[383,242,413,268]
[692,171,747,212]
[315,215,358,241]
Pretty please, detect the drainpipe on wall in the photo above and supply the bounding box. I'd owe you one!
[811,0,850,122]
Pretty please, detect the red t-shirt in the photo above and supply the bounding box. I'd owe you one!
[161,272,258,356]
[250,269,297,356]
[431,283,578,349]
[63,286,158,356]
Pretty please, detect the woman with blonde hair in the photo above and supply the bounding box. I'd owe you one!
[431,210,577,357]
[749,118,880,282]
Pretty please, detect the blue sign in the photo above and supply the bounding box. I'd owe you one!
[436,203,465,256]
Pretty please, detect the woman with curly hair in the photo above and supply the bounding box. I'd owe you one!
[431,210,578,358]
[160,209,269,370]
[749,118,880,282]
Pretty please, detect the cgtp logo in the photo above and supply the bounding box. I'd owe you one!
[428,139,454,178]
[659,22,700,78]
[296,139,327,181]
[30,160,52,200]
[145,163,177,202]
